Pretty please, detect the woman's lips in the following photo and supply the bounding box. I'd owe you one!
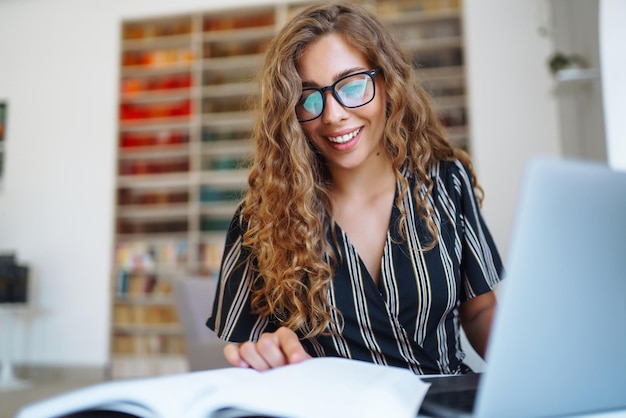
[327,127,362,144]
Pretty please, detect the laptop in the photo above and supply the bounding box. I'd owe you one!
[419,157,626,418]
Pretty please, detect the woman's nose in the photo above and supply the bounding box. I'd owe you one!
[321,92,349,124]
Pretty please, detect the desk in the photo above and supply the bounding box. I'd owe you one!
[0,304,32,391]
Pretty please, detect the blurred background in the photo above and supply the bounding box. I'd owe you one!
[0,0,624,410]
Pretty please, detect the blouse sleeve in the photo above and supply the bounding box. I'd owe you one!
[206,206,278,342]
[453,161,504,301]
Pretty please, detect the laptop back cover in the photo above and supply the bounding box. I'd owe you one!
[475,158,626,418]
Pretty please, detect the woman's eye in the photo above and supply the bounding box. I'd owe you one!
[340,79,368,98]
[302,93,323,115]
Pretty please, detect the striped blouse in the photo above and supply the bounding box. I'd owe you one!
[207,159,504,375]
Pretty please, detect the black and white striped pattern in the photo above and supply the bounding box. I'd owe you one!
[207,160,503,375]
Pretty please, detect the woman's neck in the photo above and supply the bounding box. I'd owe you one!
[328,155,396,205]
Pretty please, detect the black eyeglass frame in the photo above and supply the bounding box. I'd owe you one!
[296,68,383,123]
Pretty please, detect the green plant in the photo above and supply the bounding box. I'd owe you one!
[548,52,587,75]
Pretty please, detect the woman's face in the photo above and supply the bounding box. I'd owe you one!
[296,33,387,174]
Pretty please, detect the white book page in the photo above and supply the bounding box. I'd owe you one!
[15,367,256,418]
[188,357,430,418]
[17,358,429,418]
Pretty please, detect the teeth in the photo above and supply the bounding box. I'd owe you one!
[328,128,360,144]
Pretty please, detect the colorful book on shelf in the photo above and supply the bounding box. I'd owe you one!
[15,357,430,418]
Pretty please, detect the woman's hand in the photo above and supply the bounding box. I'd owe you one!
[223,326,311,370]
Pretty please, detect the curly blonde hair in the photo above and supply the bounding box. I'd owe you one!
[242,1,480,338]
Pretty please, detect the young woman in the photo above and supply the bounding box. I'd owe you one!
[206,1,503,375]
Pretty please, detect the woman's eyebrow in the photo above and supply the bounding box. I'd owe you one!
[334,67,365,81]
[300,66,367,88]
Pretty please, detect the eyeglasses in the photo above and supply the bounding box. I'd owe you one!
[296,68,382,122]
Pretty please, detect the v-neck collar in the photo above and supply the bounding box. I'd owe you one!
[330,181,402,289]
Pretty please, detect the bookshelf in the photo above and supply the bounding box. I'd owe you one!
[111,0,468,379]
[378,1,467,149]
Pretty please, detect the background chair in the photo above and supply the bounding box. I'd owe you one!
[172,277,231,371]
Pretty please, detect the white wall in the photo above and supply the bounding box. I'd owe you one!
[0,0,119,367]
[600,0,626,171]
[464,0,560,258]
[0,0,561,370]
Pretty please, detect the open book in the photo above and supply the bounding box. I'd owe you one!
[16,357,430,418]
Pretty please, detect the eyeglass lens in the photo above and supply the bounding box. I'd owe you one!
[296,72,376,122]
